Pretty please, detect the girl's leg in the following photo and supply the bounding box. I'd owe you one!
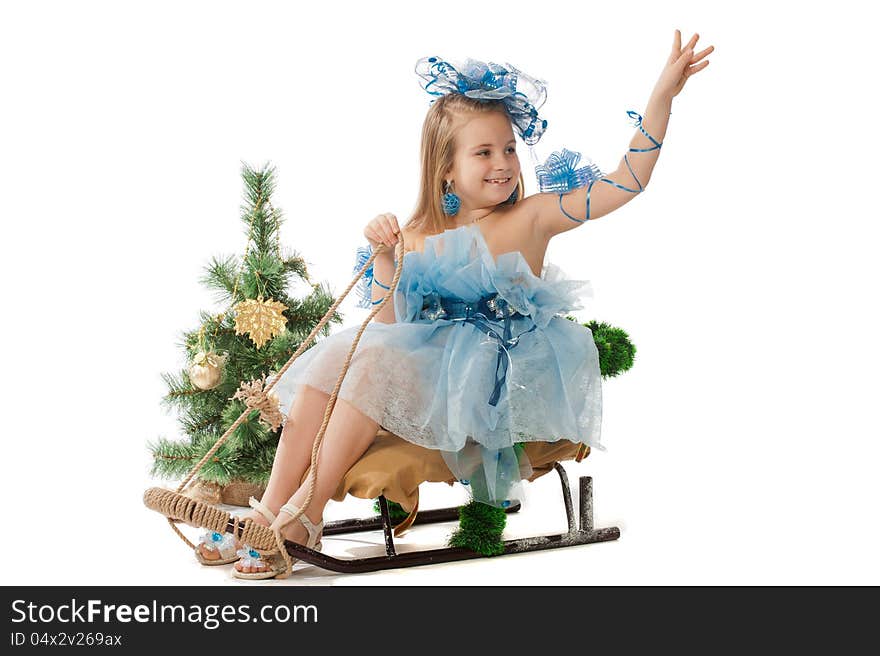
[198,383,334,562]
[258,383,336,513]
[235,391,381,572]
[281,394,380,523]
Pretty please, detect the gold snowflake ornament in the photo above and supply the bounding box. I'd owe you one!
[233,296,288,348]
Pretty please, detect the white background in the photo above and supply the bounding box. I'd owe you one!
[2,0,877,586]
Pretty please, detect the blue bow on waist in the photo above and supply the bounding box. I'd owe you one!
[420,292,537,407]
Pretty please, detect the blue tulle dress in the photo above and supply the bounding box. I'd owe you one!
[269,222,603,508]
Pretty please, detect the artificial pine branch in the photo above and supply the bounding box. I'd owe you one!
[147,437,198,479]
[238,162,277,254]
[177,405,224,438]
[234,444,278,486]
[159,370,202,410]
[286,282,344,328]
[241,250,286,300]
[280,250,311,284]
[147,436,237,483]
[219,398,276,451]
[199,254,241,304]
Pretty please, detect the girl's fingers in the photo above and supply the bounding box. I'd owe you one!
[672,30,704,63]
[385,221,399,244]
[370,213,397,246]
[688,45,714,64]
[676,48,694,68]
[383,213,400,233]
[669,29,681,64]
[369,222,389,247]
[682,60,709,79]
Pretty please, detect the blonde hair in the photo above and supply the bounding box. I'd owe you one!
[405,93,527,236]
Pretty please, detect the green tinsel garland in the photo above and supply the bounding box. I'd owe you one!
[448,500,507,556]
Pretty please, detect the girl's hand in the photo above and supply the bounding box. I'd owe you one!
[653,29,714,100]
[364,212,401,251]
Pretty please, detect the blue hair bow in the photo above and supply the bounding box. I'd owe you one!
[415,56,549,145]
[534,148,605,194]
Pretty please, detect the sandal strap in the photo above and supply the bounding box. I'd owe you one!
[248,496,277,524]
[279,502,324,548]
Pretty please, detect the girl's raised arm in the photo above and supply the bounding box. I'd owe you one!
[528,30,713,239]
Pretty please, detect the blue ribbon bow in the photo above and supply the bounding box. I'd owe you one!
[415,56,549,146]
[421,292,537,408]
[534,148,605,194]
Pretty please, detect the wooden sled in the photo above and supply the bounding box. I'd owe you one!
[143,428,620,573]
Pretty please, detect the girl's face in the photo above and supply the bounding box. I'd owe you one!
[447,111,520,210]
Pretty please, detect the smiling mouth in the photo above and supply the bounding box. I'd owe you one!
[485,177,511,185]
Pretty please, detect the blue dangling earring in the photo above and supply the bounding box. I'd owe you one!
[442,180,461,216]
[505,183,519,205]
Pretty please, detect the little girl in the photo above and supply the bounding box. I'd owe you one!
[198,30,712,579]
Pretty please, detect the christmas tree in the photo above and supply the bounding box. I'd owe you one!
[148,162,342,495]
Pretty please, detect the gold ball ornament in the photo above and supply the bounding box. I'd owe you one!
[188,351,229,390]
[233,296,288,349]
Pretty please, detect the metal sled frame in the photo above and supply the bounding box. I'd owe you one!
[216,464,620,573]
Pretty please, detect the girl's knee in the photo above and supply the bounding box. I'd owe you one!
[291,384,332,418]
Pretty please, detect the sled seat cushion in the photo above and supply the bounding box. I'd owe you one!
[298,427,590,515]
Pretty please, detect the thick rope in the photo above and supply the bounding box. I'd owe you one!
[145,487,277,550]
[155,234,406,578]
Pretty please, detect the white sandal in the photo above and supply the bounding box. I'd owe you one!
[193,530,239,566]
[194,496,277,566]
[232,501,324,580]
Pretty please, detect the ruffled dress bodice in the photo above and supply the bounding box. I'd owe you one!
[394,222,594,329]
